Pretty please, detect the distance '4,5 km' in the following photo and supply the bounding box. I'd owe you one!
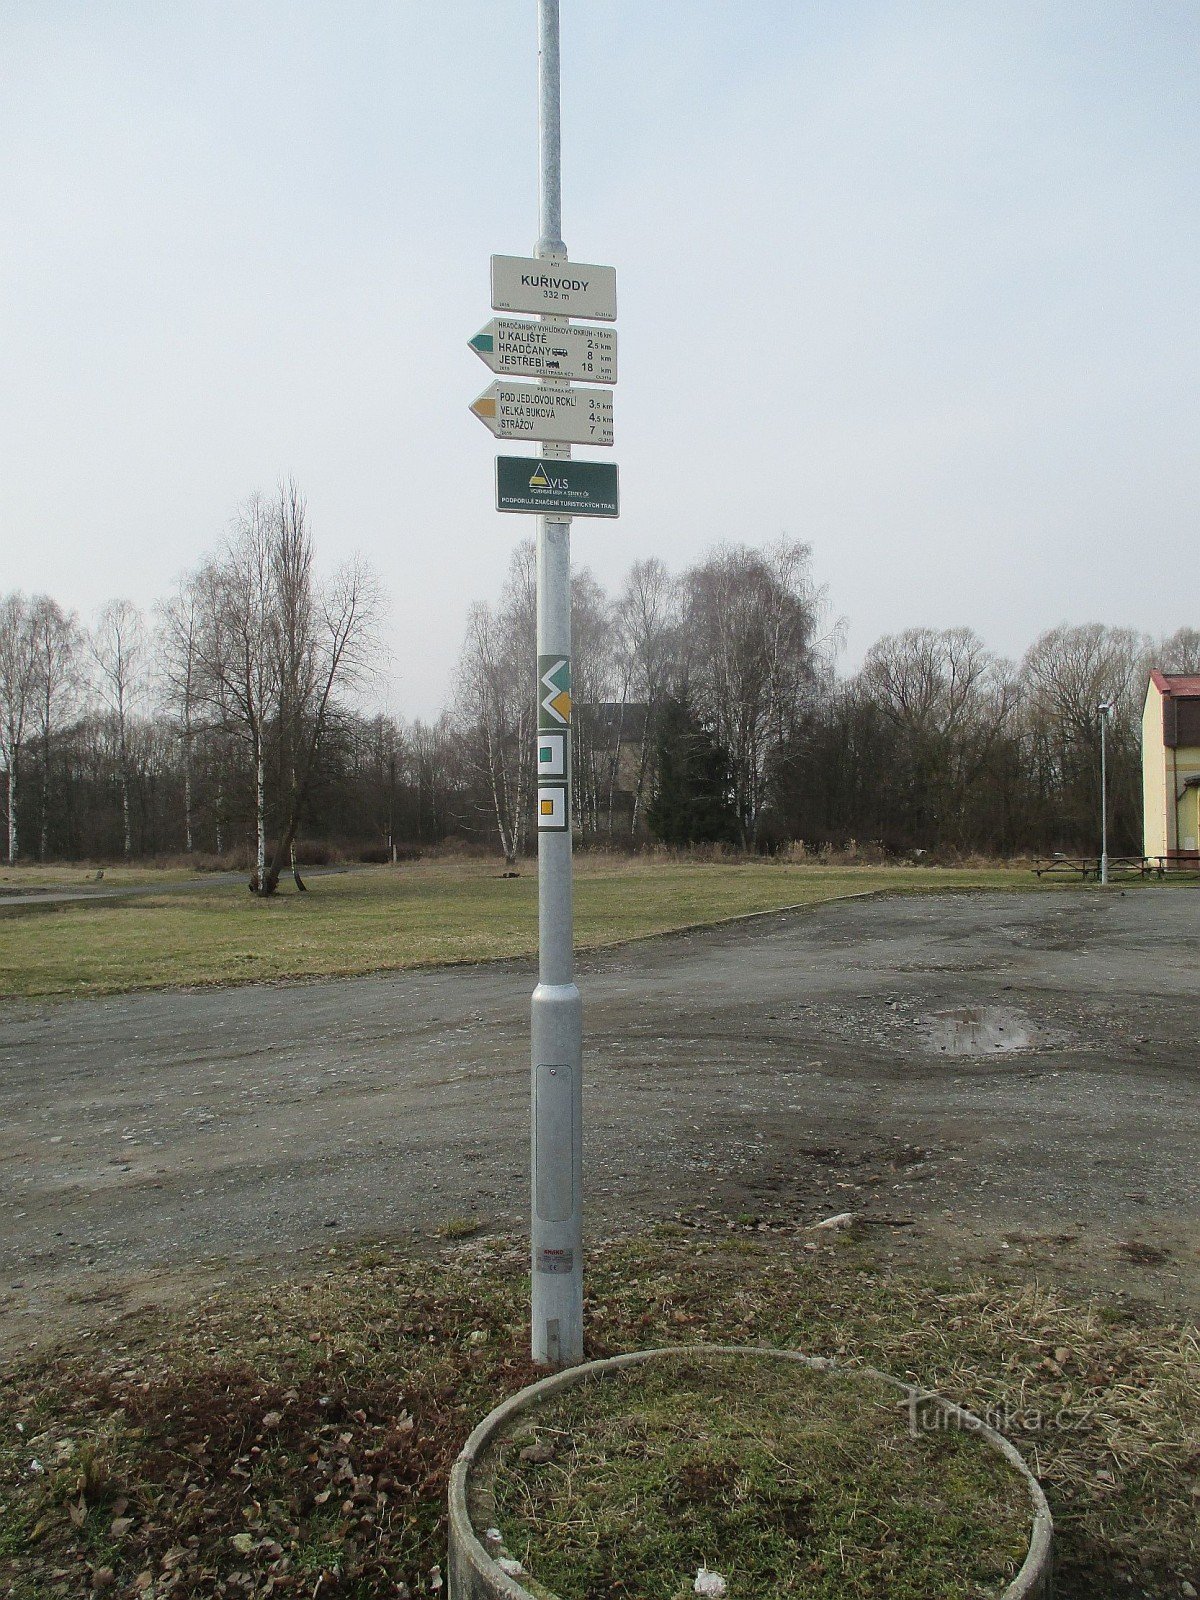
[470,381,614,446]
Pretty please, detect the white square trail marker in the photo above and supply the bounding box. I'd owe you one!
[536,784,569,831]
[537,732,567,778]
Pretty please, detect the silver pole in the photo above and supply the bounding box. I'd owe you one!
[537,0,566,259]
[1100,706,1109,886]
[530,0,583,1369]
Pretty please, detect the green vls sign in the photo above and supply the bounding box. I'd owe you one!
[495,456,620,519]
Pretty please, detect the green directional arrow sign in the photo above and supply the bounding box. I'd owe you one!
[468,318,617,383]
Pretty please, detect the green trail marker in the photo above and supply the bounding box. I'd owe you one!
[469,317,617,384]
[495,456,619,518]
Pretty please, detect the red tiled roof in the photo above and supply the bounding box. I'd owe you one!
[1149,670,1200,698]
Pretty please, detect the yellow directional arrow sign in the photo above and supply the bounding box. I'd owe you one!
[469,381,614,446]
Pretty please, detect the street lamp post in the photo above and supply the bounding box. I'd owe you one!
[1098,702,1112,885]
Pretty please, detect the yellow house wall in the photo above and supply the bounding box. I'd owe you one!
[1174,748,1200,853]
[1142,682,1169,856]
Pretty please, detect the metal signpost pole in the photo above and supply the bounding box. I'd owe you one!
[1099,703,1110,886]
[530,0,584,1369]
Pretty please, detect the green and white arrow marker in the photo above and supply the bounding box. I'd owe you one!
[468,317,617,385]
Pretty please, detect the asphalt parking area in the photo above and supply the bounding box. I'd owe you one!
[1,888,1196,1351]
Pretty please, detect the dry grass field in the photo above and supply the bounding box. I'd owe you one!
[0,857,1082,1001]
[1,1225,1195,1599]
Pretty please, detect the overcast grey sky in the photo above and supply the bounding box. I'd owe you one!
[3,2,1197,717]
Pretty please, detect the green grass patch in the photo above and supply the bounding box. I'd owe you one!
[477,1353,1031,1599]
[0,858,1082,1001]
[0,1228,1195,1598]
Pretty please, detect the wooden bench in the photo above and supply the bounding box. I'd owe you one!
[1033,856,1097,880]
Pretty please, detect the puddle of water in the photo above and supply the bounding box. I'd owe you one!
[918,1006,1055,1057]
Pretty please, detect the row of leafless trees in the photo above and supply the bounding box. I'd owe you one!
[453,538,1199,858]
[452,539,835,859]
[0,484,381,888]
[780,621,1199,856]
[3,512,1196,865]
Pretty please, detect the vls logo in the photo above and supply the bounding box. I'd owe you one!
[529,464,570,493]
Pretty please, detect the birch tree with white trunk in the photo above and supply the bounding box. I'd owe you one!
[157,577,205,853]
[682,540,823,844]
[259,496,382,895]
[29,596,81,860]
[0,593,38,865]
[454,541,535,865]
[91,599,146,861]
[196,500,278,889]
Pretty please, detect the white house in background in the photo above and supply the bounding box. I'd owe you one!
[1142,671,1200,866]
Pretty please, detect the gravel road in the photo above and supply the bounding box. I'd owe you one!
[1,889,1196,1350]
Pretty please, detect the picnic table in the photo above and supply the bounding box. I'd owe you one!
[1033,856,1098,880]
[1032,856,1171,880]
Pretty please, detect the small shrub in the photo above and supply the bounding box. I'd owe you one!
[438,1217,482,1240]
[293,840,333,867]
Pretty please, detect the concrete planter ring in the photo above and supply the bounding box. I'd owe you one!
[448,1346,1053,1600]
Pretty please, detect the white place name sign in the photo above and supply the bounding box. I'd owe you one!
[490,255,617,321]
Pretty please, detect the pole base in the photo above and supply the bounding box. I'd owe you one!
[531,981,583,1366]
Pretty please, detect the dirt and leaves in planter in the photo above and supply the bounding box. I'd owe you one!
[0,1225,1196,1598]
[473,1352,1033,1599]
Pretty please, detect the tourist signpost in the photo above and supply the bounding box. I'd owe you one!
[469,318,617,385]
[468,0,618,1369]
[469,381,614,446]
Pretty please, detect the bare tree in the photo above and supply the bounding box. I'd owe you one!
[1019,623,1147,850]
[862,627,1004,738]
[266,482,317,888]
[91,599,146,860]
[859,626,1018,846]
[196,500,278,887]
[682,540,823,843]
[455,542,536,864]
[570,569,617,840]
[405,714,462,843]
[189,485,381,890]
[157,577,205,853]
[0,593,38,865]
[1158,626,1200,675]
[359,712,405,859]
[29,596,81,860]
[260,545,382,895]
[1021,624,1146,747]
[613,559,680,836]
